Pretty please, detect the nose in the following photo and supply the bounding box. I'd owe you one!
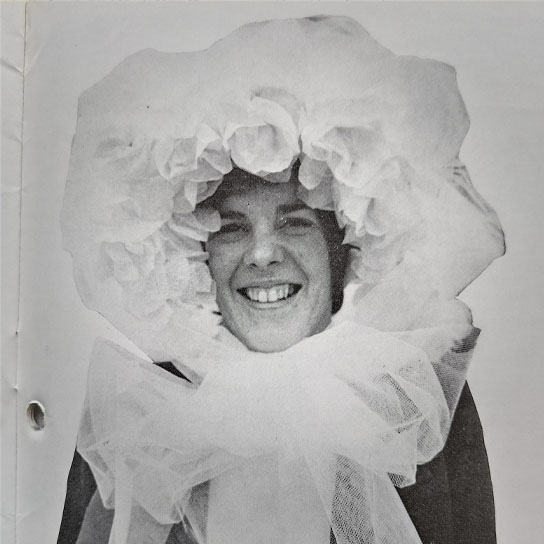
[243,230,285,269]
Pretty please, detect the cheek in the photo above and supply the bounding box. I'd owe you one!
[296,237,332,301]
[207,245,235,291]
[310,266,332,309]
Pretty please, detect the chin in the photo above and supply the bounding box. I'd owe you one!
[220,296,333,353]
[237,322,327,353]
[245,337,299,353]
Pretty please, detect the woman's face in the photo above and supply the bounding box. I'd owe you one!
[205,176,333,352]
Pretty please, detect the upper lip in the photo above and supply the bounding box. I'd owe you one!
[236,280,301,290]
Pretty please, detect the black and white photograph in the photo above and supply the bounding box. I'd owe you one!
[2,3,543,544]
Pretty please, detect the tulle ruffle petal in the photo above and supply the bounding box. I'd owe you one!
[224,96,300,177]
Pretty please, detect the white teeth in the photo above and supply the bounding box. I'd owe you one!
[244,284,297,303]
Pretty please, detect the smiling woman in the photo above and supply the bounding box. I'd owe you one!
[203,170,333,352]
[58,15,504,544]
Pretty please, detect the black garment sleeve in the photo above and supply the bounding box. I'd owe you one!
[397,384,496,544]
[445,385,496,543]
[56,361,195,544]
[56,450,97,544]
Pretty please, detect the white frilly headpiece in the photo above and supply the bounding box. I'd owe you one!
[61,16,504,544]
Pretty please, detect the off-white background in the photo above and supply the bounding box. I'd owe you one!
[13,2,544,543]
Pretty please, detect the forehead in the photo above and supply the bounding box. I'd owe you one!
[211,175,304,214]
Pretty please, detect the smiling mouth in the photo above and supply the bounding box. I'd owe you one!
[238,283,302,304]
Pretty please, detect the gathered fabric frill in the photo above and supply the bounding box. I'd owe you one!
[60,15,506,544]
[79,315,476,544]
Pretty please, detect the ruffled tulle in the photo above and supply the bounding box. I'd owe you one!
[79,312,475,544]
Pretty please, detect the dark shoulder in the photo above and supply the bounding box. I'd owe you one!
[397,383,496,544]
[57,362,191,544]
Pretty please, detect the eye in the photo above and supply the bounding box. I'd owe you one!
[277,216,317,235]
[209,221,250,242]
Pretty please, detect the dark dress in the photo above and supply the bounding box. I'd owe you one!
[57,363,495,544]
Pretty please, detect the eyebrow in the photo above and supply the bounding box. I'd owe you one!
[277,201,308,215]
[219,210,247,220]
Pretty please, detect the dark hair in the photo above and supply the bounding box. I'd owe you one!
[314,209,350,314]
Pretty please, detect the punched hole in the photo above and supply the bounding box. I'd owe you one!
[27,401,46,431]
